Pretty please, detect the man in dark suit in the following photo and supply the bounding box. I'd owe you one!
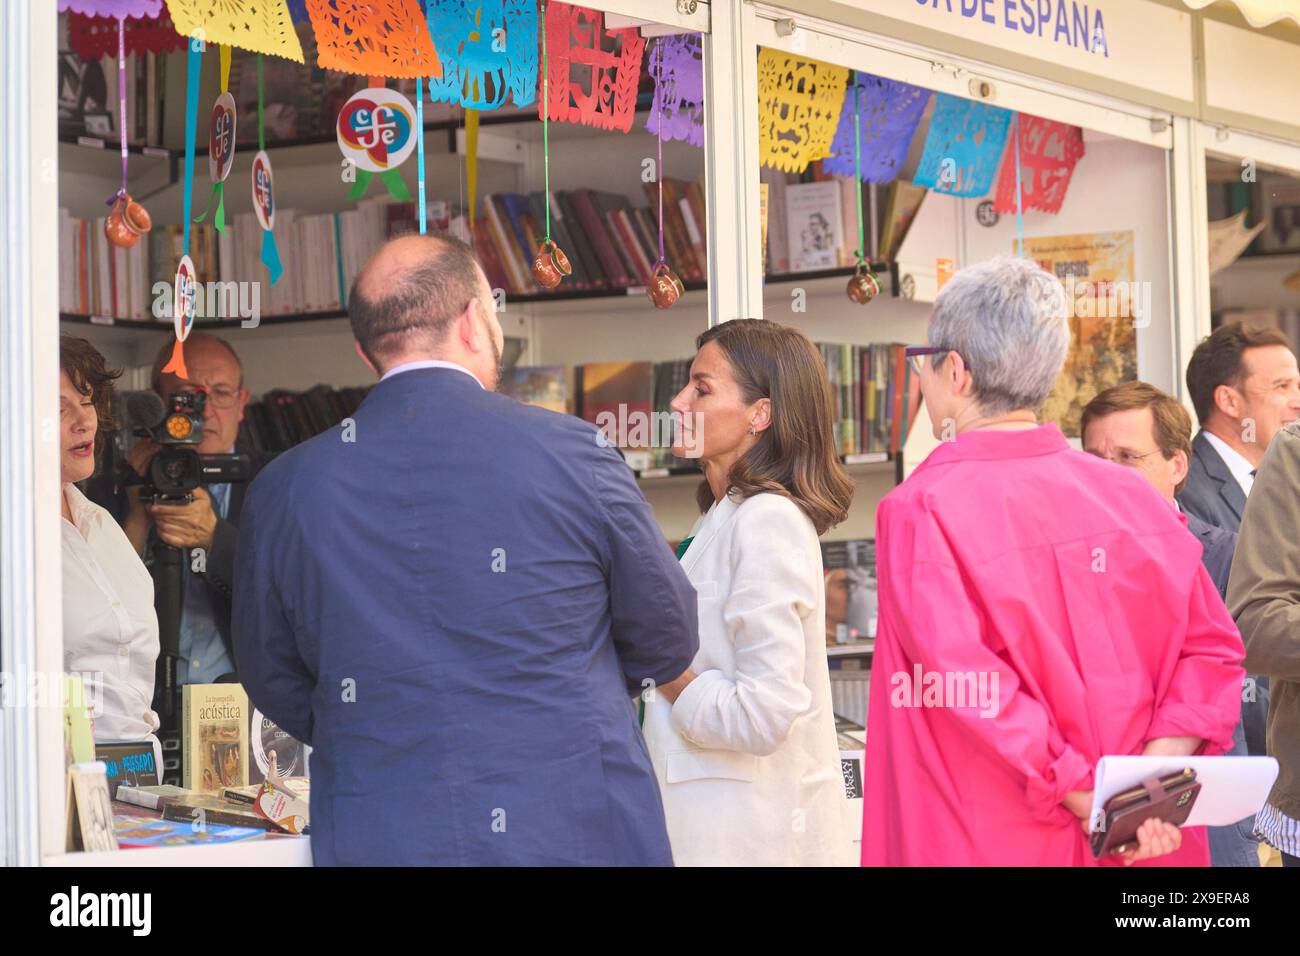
[1179,322,1300,767]
[1082,381,1253,866]
[1179,321,1300,533]
[233,235,699,865]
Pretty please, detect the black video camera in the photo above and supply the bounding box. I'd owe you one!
[122,389,251,504]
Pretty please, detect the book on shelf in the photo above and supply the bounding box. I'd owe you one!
[814,342,914,457]
[576,361,655,471]
[181,683,250,793]
[116,782,283,832]
[498,365,569,414]
[786,180,845,273]
[95,740,161,799]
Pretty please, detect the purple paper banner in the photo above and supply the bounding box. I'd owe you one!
[822,71,929,183]
[59,0,163,16]
[645,32,704,148]
[913,93,1012,198]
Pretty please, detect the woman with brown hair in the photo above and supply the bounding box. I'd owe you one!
[644,318,856,866]
[60,336,160,750]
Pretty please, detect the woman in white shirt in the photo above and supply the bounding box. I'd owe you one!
[60,336,160,746]
[646,319,856,866]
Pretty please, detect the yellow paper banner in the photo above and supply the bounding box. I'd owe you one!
[756,48,848,174]
[165,0,305,63]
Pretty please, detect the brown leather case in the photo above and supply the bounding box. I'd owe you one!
[1090,768,1201,859]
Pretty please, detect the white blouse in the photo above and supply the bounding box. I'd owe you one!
[61,483,160,742]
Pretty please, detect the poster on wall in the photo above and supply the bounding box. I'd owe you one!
[1013,231,1137,436]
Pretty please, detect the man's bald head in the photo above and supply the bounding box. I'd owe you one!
[350,234,490,371]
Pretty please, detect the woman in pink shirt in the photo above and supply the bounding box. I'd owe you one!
[863,257,1245,866]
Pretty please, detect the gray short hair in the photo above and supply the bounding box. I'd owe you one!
[928,256,1069,415]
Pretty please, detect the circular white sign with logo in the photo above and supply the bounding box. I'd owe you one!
[336,87,417,173]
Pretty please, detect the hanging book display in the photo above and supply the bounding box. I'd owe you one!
[539,1,645,134]
[103,16,153,249]
[303,0,441,77]
[164,0,305,62]
[913,93,1012,198]
[531,0,571,289]
[336,85,418,200]
[992,113,1085,216]
[194,46,236,234]
[645,32,704,148]
[823,71,929,183]
[424,0,538,108]
[647,42,683,309]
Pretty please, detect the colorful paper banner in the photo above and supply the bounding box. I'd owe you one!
[304,0,441,78]
[164,0,304,62]
[993,114,1086,216]
[756,48,848,173]
[66,11,187,60]
[425,0,537,109]
[913,93,1012,198]
[645,32,704,148]
[59,0,162,16]
[539,2,645,134]
[823,71,929,183]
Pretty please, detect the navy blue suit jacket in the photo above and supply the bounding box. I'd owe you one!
[1184,509,1237,600]
[1178,431,1248,533]
[233,367,699,865]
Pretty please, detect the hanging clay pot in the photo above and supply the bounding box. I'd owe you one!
[846,262,881,305]
[531,239,572,289]
[104,193,152,249]
[647,262,685,309]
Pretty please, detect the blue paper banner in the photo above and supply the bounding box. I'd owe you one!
[913,93,1012,198]
[424,0,538,109]
[823,71,929,183]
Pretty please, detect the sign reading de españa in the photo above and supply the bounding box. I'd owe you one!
[915,0,1110,55]
[853,0,1196,103]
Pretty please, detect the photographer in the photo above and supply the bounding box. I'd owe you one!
[120,332,272,688]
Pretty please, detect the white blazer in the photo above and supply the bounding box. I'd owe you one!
[644,491,854,866]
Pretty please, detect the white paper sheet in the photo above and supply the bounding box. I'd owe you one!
[1089,756,1278,831]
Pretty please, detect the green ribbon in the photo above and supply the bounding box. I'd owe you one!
[347,168,412,201]
[194,181,226,233]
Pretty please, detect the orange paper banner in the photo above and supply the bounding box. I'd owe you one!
[304,0,442,78]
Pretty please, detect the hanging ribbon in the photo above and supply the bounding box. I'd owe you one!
[417,77,427,233]
[194,45,233,233]
[541,4,552,245]
[1014,113,1024,256]
[853,76,866,270]
[104,17,129,208]
[465,109,479,230]
[162,36,203,380]
[255,55,283,283]
[652,44,666,270]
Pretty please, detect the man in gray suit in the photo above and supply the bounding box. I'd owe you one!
[1179,321,1300,767]
[1082,381,1252,866]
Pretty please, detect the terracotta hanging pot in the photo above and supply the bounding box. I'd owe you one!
[846,262,880,305]
[531,239,572,289]
[104,193,152,249]
[647,262,685,309]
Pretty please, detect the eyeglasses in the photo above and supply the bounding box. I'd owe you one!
[1091,449,1161,468]
[170,385,242,410]
[904,345,958,377]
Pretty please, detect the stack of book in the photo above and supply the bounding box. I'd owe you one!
[238,384,372,454]
[476,181,707,297]
[816,342,914,456]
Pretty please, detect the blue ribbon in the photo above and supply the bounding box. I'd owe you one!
[260,227,283,284]
[417,76,426,234]
[181,38,201,258]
